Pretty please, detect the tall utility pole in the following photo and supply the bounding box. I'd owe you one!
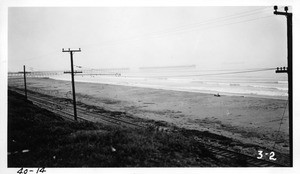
[23,65,28,100]
[62,48,81,121]
[18,65,30,100]
[273,6,293,167]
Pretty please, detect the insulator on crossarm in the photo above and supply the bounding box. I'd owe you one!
[285,6,288,12]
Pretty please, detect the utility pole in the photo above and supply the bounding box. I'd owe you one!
[23,65,28,100]
[273,6,293,167]
[18,65,30,100]
[62,48,81,121]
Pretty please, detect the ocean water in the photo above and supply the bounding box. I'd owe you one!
[50,67,288,99]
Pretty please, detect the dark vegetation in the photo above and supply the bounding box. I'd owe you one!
[8,90,249,167]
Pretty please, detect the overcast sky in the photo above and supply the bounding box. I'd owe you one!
[8,6,288,72]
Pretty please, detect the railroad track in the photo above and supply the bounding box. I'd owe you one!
[9,86,144,128]
[194,137,287,167]
[31,95,144,128]
[8,86,289,167]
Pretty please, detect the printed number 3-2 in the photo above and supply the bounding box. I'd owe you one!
[257,150,277,161]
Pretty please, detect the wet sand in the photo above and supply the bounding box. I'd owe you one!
[8,77,289,154]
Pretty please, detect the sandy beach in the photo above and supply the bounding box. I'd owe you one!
[8,77,289,154]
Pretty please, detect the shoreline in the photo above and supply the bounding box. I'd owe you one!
[8,77,290,154]
[52,76,288,101]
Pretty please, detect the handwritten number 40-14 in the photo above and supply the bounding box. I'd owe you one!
[257,151,277,161]
[17,167,46,174]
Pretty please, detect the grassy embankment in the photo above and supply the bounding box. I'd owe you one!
[8,90,243,167]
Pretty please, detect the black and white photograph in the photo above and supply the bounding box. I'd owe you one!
[1,0,299,173]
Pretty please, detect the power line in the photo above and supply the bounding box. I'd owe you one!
[79,14,274,51]
[123,68,276,78]
[148,15,274,40]
[18,50,58,62]
[166,68,276,77]
[14,8,275,68]
[15,7,274,62]
[142,7,271,37]
[80,7,273,49]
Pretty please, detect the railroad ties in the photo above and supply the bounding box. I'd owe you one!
[194,137,287,167]
[9,86,143,129]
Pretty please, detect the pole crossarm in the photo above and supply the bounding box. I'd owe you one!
[274,11,292,16]
[275,67,288,73]
[18,72,31,74]
[62,48,81,52]
[64,71,83,74]
[274,6,292,16]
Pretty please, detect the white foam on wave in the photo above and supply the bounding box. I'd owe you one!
[50,73,288,99]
